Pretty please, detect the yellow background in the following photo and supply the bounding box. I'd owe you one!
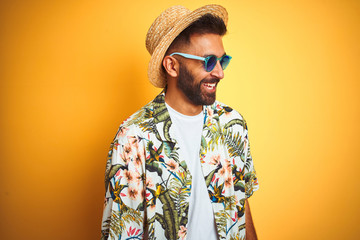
[1,0,359,239]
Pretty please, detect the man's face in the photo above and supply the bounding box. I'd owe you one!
[176,33,226,106]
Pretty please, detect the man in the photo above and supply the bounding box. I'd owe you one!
[101,4,259,240]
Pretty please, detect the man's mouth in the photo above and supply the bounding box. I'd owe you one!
[201,78,219,91]
[203,82,217,90]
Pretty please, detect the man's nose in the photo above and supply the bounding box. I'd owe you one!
[210,61,224,79]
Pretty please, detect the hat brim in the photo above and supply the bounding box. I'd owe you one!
[148,4,228,88]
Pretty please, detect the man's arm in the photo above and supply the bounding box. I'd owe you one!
[245,199,258,240]
[101,131,146,239]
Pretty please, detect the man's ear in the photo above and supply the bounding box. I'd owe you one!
[163,56,179,78]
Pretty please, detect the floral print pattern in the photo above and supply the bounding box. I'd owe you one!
[101,93,258,240]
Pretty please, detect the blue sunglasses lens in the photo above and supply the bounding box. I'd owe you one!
[205,56,218,72]
[205,55,231,72]
[220,55,231,70]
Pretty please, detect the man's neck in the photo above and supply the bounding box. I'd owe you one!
[164,88,202,116]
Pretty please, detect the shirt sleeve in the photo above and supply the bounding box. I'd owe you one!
[101,127,146,240]
[243,122,259,199]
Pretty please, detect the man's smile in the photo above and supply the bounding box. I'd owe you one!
[201,79,220,93]
[203,82,216,89]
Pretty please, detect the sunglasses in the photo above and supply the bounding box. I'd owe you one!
[169,52,232,72]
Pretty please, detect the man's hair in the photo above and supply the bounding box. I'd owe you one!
[166,14,227,54]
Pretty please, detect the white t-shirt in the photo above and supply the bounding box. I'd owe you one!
[166,103,218,240]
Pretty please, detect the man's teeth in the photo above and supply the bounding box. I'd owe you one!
[204,83,216,89]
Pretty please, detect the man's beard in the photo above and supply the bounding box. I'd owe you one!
[177,65,219,106]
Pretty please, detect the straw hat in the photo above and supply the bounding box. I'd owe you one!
[146,4,228,88]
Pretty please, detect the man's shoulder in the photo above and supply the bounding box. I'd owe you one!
[119,100,155,130]
[112,101,154,143]
[210,100,248,131]
[213,101,245,119]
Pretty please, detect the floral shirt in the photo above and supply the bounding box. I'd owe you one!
[101,93,259,240]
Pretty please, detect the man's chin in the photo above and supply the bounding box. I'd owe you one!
[200,93,216,105]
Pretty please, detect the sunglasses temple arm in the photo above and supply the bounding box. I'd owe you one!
[169,52,205,61]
